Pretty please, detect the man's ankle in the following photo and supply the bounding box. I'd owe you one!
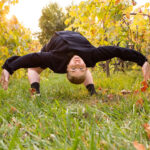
[31,82,40,94]
[86,84,97,95]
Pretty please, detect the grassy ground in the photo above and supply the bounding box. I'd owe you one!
[0,69,150,150]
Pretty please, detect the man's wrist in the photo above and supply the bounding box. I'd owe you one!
[2,65,12,75]
[142,61,149,68]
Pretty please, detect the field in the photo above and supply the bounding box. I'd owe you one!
[0,69,150,150]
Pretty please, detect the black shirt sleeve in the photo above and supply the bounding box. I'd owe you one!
[2,52,55,74]
[93,46,147,66]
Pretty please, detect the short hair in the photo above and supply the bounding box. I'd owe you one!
[67,72,86,84]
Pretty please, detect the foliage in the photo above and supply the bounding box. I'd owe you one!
[65,0,150,76]
[38,3,66,45]
[0,70,150,149]
[65,0,150,54]
[0,0,42,78]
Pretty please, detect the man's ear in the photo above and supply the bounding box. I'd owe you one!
[67,65,69,72]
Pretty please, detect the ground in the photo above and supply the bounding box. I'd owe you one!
[0,69,150,150]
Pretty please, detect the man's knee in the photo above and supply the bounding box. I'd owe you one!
[27,67,43,84]
[27,68,43,80]
[28,67,43,75]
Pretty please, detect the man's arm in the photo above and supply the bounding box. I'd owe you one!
[142,62,150,81]
[0,69,10,90]
[94,46,147,66]
[2,52,54,75]
[0,52,54,90]
[93,46,150,81]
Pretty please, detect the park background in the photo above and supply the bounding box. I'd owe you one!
[0,0,150,149]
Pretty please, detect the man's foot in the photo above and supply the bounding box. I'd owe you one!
[0,69,10,90]
[29,88,41,98]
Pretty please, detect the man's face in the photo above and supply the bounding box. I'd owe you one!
[67,55,87,77]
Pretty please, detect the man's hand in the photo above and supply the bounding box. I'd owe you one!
[0,69,10,90]
[142,61,150,82]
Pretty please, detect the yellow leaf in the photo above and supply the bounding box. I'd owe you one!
[94,0,99,2]
[126,12,130,19]
[145,2,150,8]
[115,0,120,5]
[0,2,3,9]
[65,19,70,25]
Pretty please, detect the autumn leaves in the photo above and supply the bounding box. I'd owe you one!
[97,80,149,102]
[133,123,150,150]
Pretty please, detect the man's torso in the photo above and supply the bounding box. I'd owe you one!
[40,31,96,73]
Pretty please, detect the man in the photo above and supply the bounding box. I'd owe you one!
[1,31,150,95]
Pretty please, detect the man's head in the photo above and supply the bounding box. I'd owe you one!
[67,55,87,84]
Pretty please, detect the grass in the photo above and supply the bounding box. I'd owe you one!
[0,69,150,150]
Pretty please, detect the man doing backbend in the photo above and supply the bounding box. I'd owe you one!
[1,31,150,95]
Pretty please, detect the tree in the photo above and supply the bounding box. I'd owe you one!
[38,3,66,45]
[65,0,150,75]
[0,0,41,78]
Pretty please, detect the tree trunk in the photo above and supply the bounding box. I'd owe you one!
[106,60,110,77]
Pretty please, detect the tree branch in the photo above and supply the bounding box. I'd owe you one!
[123,13,150,18]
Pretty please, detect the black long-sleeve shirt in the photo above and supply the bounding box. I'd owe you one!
[2,31,147,74]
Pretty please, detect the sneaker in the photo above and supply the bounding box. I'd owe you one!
[29,88,41,98]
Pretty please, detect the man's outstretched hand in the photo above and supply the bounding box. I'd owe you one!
[0,69,10,90]
[142,61,150,82]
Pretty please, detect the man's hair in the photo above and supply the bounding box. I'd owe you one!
[67,72,86,84]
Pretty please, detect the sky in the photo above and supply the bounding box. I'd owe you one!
[7,0,150,33]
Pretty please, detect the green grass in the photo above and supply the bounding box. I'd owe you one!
[0,69,150,150]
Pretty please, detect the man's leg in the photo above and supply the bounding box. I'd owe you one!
[27,67,44,94]
[83,69,97,95]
